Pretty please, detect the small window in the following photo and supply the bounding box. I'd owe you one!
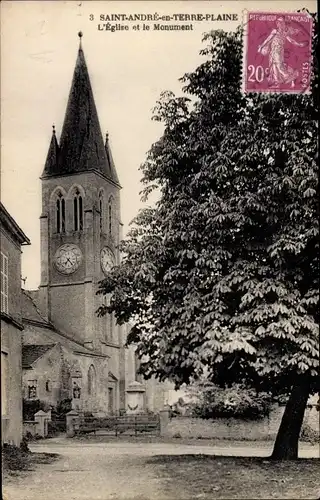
[1,252,8,314]
[46,380,51,392]
[27,380,37,399]
[56,192,66,233]
[73,189,83,231]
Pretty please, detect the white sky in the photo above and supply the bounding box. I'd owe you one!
[0,0,315,289]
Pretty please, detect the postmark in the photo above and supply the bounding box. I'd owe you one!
[242,12,313,94]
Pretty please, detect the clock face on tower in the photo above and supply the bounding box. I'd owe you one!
[54,244,82,275]
[101,247,115,275]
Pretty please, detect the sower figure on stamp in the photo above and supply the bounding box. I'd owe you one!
[257,17,307,88]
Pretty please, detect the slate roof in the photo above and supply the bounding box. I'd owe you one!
[21,290,48,325]
[43,127,59,177]
[22,344,56,368]
[42,38,120,187]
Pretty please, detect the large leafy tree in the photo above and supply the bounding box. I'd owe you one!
[99,14,318,460]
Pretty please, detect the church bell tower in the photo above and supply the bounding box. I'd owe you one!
[39,33,122,354]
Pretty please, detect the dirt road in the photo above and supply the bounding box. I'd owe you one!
[3,439,319,500]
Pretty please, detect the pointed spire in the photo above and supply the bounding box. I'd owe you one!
[42,125,59,177]
[42,33,121,186]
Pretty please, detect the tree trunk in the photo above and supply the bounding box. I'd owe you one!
[271,376,311,460]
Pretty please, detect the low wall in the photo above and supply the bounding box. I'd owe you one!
[304,404,319,432]
[23,421,37,437]
[166,405,319,441]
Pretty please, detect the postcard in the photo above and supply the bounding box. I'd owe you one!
[1,1,318,499]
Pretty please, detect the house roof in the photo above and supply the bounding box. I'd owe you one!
[22,344,56,368]
[21,290,49,325]
[0,202,31,245]
[41,35,120,187]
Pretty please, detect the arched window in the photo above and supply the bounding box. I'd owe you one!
[73,189,83,231]
[102,295,112,342]
[109,312,113,341]
[108,196,113,236]
[56,192,66,233]
[87,365,96,396]
[99,191,104,232]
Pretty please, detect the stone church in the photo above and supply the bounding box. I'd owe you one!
[21,34,174,416]
[21,34,128,415]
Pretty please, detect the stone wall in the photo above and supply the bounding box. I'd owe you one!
[1,320,23,446]
[22,343,111,414]
[1,225,24,446]
[166,404,319,441]
[23,421,37,437]
[304,401,319,434]
[22,344,62,407]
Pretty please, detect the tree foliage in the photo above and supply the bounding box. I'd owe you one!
[98,17,318,401]
[187,382,272,421]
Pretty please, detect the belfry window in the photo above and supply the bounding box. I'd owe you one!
[56,192,66,233]
[73,189,83,231]
[108,196,113,236]
[99,192,104,232]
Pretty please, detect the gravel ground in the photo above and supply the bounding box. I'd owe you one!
[3,438,319,500]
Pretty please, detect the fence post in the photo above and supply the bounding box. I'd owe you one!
[159,408,170,437]
[34,410,48,438]
[66,410,79,438]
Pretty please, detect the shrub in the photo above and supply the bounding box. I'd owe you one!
[23,399,51,421]
[56,398,72,415]
[2,444,30,471]
[188,383,272,421]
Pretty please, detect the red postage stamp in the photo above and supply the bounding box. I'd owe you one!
[242,12,313,94]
